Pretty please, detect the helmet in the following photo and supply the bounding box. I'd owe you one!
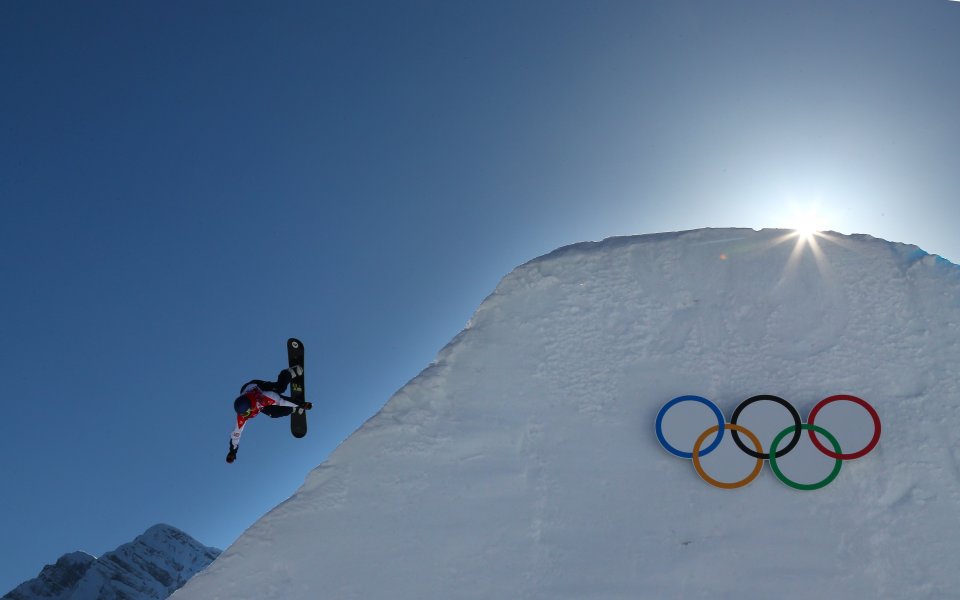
[234,395,254,415]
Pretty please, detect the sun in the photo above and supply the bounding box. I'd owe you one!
[794,220,819,240]
[789,205,828,240]
[765,201,841,281]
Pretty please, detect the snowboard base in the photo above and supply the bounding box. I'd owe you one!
[288,338,307,438]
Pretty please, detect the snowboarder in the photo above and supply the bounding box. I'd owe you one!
[227,365,312,463]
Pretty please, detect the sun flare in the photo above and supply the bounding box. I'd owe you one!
[789,205,828,240]
[762,201,845,284]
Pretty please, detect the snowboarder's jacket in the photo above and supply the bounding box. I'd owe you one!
[230,380,300,450]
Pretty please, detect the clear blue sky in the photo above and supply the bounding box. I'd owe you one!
[1,0,958,592]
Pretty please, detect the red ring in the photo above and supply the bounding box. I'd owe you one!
[807,395,881,460]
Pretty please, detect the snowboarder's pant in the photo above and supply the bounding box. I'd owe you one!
[257,369,293,395]
[258,368,299,417]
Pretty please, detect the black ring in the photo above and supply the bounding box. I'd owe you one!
[729,395,802,459]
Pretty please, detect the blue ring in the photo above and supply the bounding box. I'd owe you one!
[656,395,725,459]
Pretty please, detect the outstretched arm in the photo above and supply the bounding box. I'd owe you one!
[226,417,246,463]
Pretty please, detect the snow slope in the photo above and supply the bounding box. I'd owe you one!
[174,228,960,599]
[5,525,220,600]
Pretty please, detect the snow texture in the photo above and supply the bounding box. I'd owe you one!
[4,525,220,600]
[173,228,960,599]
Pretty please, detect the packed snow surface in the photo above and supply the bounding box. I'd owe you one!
[174,228,960,599]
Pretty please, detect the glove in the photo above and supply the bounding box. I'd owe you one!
[304,402,313,410]
[226,441,238,464]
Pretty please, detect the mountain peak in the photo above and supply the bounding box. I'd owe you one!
[3,553,97,600]
[3,525,220,600]
[134,524,203,552]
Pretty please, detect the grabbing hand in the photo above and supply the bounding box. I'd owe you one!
[226,441,238,464]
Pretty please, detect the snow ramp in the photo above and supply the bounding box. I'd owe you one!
[173,228,960,599]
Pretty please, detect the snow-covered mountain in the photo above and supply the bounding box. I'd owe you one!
[174,228,960,599]
[4,525,220,600]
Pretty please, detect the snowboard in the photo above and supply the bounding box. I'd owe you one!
[287,337,307,438]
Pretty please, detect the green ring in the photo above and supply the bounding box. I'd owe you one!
[768,424,843,491]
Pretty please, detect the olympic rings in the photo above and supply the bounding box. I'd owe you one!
[692,424,764,489]
[769,424,843,490]
[656,394,881,490]
[730,395,802,460]
[655,395,725,459]
[807,395,882,460]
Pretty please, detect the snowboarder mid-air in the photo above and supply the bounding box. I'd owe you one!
[227,365,311,463]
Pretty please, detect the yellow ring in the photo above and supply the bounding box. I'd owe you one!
[691,424,764,489]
